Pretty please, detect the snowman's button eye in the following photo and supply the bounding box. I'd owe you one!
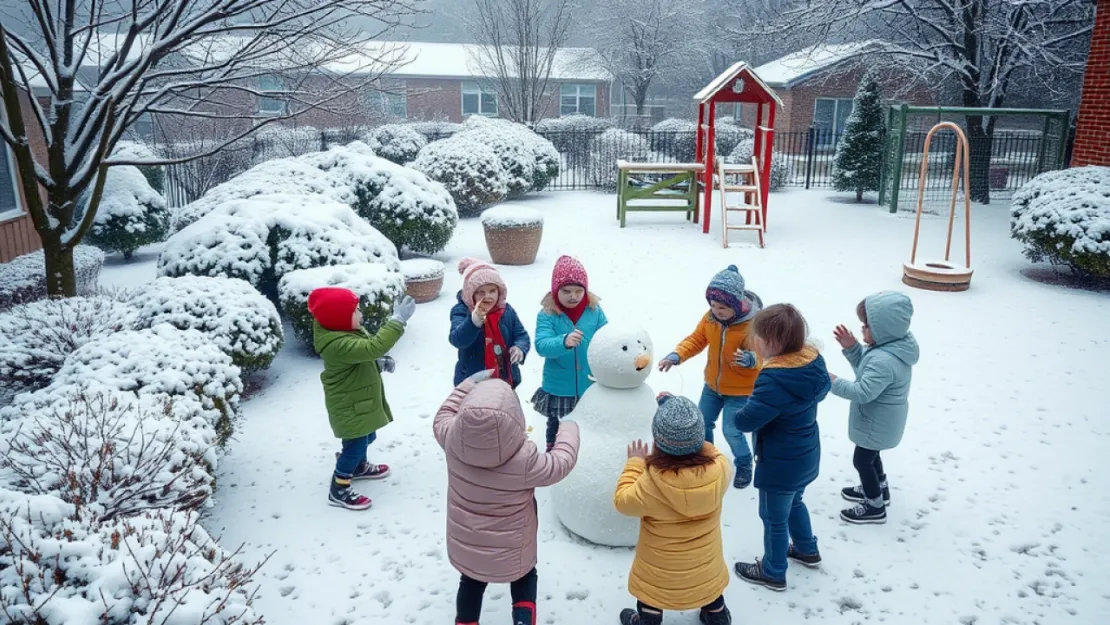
[622,346,628,351]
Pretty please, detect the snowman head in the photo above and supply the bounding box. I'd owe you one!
[587,325,653,389]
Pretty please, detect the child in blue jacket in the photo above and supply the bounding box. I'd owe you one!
[732,304,831,592]
[531,255,608,450]
[449,258,531,388]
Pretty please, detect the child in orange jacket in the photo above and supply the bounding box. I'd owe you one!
[657,265,761,489]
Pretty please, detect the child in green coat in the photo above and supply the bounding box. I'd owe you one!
[308,286,417,511]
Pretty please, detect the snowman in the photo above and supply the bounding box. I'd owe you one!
[551,324,657,547]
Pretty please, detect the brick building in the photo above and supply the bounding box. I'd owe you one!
[0,88,47,262]
[1071,0,1110,167]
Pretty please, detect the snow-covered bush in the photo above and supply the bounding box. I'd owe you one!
[171,158,356,232]
[129,276,284,371]
[408,119,464,140]
[715,120,752,157]
[535,115,613,172]
[650,118,699,162]
[412,137,509,216]
[278,263,406,345]
[4,324,243,444]
[0,246,105,312]
[459,117,561,192]
[0,388,218,520]
[111,140,164,192]
[365,124,428,165]
[0,295,138,398]
[299,143,458,254]
[0,500,264,625]
[84,165,170,259]
[252,124,322,164]
[727,139,791,191]
[1011,166,1110,279]
[586,129,652,189]
[159,195,399,299]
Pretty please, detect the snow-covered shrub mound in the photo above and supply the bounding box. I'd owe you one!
[130,276,284,371]
[0,246,105,312]
[171,158,356,232]
[84,165,170,260]
[299,143,458,254]
[111,140,164,192]
[4,324,243,444]
[715,120,752,157]
[365,124,428,164]
[0,387,218,520]
[159,195,399,298]
[726,139,791,190]
[459,117,561,192]
[536,114,613,172]
[0,501,264,625]
[408,119,464,139]
[650,118,699,162]
[0,295,139,398]
[412,137,509,216]
[278,262,406,345]
[252,124,322,164]
[1011,166,1110,279]
[586,129,653,189]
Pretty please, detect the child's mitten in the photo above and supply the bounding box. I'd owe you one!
[377,356,395,374]
[733,350,758,368]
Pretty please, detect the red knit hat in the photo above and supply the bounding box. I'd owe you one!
[551,255,588,296]
[307,287,360,331]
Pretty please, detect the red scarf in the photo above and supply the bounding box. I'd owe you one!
[558,297,589,325]
[483,306,513,385]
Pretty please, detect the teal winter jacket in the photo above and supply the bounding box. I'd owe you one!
[831,291,920,451]
[534,295,608,398]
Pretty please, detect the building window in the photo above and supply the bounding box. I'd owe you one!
[560,84,596,116]
[0,139,21,220]
[813,97,854,143]
[369,80,407,119]
[259,75,286,115]
[462,81,498,117]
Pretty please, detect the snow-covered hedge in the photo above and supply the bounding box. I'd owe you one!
[0,387,218,520]
[649,118,751,164]
[278,262,406,346]
[412,137,509,216]
[715,120,752,157]
[536,114,613,173]
[84,165,170,260]
[4,324,243,444]
[171,158,356,232]
[0,295,138,398]
[727,139,791,191]
[159,195,399,299]
[252,124,322,164]
[0,246,105,312]
[129,276,284,371]
[1011,166,1110,279]
[459,117,561,193]
[365,124,428,164]
[408,120,464,139]
[299,143,458,254]
[0,499,263,625]
[586,129,652,189]
[111,140,164,192]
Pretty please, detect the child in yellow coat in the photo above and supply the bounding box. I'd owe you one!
[614,394,732,625]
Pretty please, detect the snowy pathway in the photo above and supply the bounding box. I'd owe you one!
[105,190,1110,625]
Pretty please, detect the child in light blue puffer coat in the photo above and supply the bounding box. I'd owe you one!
[830,291,920,525]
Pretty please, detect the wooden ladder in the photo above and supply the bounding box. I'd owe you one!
[717,156,765,248]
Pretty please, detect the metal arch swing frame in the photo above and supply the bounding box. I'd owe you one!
[902,122,975,292]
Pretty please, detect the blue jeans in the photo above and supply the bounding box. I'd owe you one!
[759,488,818,581]
[697,385,752,468]
[335,433,377,477]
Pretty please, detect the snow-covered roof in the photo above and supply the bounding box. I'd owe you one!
[347,41,610,82]
[694,62,784,107]
[752,41,879,88]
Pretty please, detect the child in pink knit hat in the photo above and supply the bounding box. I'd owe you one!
[531,255,608,450]
[448,257,531,389]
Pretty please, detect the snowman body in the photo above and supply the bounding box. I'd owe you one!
[551,325,656,547]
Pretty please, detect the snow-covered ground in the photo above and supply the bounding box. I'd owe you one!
[103,189,1110,625]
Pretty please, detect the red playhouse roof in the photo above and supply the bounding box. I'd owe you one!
[693,62,783,107]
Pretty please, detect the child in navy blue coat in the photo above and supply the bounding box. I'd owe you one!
[449,258,531,388]
[731,304,830,592]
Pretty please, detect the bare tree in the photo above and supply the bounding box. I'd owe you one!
[746,0,1095,203]
[592,0,702,119]
[468,0,574,123]
[0,0,419,297]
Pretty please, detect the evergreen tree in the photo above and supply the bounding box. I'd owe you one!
[832,72,886,202]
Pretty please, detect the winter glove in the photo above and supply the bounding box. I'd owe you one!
[376,356,395,374]
[658,352,681,372]
[733,349,758,368]
[465,369,495,384]
[509,345,524,364]
[389,295,416,324]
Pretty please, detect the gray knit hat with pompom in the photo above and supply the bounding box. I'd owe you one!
[652,395,706,456]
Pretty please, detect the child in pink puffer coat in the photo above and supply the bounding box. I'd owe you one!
[434,370,580,625]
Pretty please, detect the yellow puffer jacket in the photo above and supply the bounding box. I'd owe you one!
[613,444,731,610]
[673,313,760,396]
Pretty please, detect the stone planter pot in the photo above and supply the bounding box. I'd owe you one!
[400,259,445,304]
[480,207,544,266]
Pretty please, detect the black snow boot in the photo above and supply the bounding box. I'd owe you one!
[619,607,663,625]
[841,501,887,524]
[699,606,732,625]
[512,601,535,625]
[841,482,890,506]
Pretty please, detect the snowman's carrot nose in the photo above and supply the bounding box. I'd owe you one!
[634,353,651,369]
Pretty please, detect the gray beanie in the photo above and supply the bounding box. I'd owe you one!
[652,395,706,456]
